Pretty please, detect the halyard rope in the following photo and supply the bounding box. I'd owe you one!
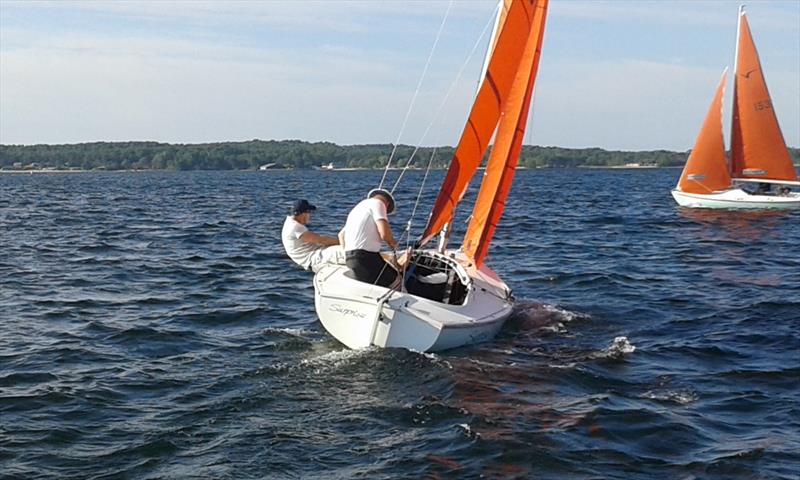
[379,0,454,190]
[390,6,498,195]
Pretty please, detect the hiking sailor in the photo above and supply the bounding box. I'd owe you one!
[342,189,400,288]
[281,199,345,272]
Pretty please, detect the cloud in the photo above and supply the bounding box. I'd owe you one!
[532,58,799,150]
[1,0,497,35]
[0,32,478,145]
[1,0,797,148]
[552,0,800,31]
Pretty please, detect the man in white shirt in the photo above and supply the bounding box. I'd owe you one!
[281,199,344,272]
[342,189,399,287]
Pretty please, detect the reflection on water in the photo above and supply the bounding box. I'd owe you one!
[676,208,793,287]
[677,207,791,241]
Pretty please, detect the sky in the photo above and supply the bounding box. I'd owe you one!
[0,0,798,151]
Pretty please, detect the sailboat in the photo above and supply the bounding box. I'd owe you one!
[672,6,800,209]
[313,0,549,352]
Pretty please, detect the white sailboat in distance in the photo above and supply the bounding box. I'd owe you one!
[672,6,800,209]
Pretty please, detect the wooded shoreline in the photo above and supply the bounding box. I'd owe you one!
[2,140,798,171]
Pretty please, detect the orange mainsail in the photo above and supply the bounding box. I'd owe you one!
[419,0,539,247]
[677,70,731,194]
[730,11,797,182]
[463,0,548,266]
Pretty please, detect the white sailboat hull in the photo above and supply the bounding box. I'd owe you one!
[671,188,800,209]
[313,250,513,352]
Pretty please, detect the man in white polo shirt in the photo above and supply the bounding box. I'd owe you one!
[281,199,344,272]
[342,189,399,287]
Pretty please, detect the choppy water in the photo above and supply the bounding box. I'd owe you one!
[1,169,799,479]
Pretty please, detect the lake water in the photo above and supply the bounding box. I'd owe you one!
[1,169,798,479]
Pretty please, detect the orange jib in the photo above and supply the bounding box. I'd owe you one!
[677,70,731,194]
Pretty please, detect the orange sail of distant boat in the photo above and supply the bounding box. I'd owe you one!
[730,11,797,182]
[671,6,800,209]
[677,70,731,194]
[463,0,548,266]
[420,0,539,247]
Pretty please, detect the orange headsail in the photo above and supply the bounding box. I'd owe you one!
[730,10,797,182]
[419,0,539,247]
[463,0,548,266]
[677,70,731,194]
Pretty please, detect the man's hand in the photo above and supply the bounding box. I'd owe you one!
[386,237,398,250]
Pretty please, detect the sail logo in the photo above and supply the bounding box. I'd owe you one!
[754,100,772,112]
[330,304,366,319]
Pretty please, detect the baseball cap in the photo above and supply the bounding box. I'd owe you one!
[291,199,317,215]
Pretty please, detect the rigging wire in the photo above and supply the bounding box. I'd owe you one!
[403,147,438,250]
[367,2,501,298]
[378,0,454,190]
[390,6,499,195]
[390,4,500,252]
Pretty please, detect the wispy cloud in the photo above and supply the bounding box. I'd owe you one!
[1,0,797,148]
[553,0,800,31]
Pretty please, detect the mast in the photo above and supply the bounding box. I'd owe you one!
[477,1,504,94]
[729,4,744,169]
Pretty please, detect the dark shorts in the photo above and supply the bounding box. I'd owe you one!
[345,249,398,288]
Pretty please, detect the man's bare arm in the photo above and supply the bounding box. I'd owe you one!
[299,231,339,246]
[376,219,398,249]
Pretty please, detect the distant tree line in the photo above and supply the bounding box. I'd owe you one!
[1,140,798,170]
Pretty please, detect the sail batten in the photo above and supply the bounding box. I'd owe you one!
[463,0,548,266]
[419,0,541,248]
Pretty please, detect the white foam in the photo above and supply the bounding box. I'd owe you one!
[457,423,480,439]
[539,304,589,323]
[298,347,375,373]
[512,302,590,330]
[641,389,697,405]
[604,336,636,358]
[262,327,314,337]
[408,349,453,369]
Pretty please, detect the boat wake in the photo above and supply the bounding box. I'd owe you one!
[261,326,316,338]
[298,347,377,374]
[507,301,590,333]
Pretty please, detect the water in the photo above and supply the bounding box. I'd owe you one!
[1,169,798,479]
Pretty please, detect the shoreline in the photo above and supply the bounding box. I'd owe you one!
[1,165,683,174]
